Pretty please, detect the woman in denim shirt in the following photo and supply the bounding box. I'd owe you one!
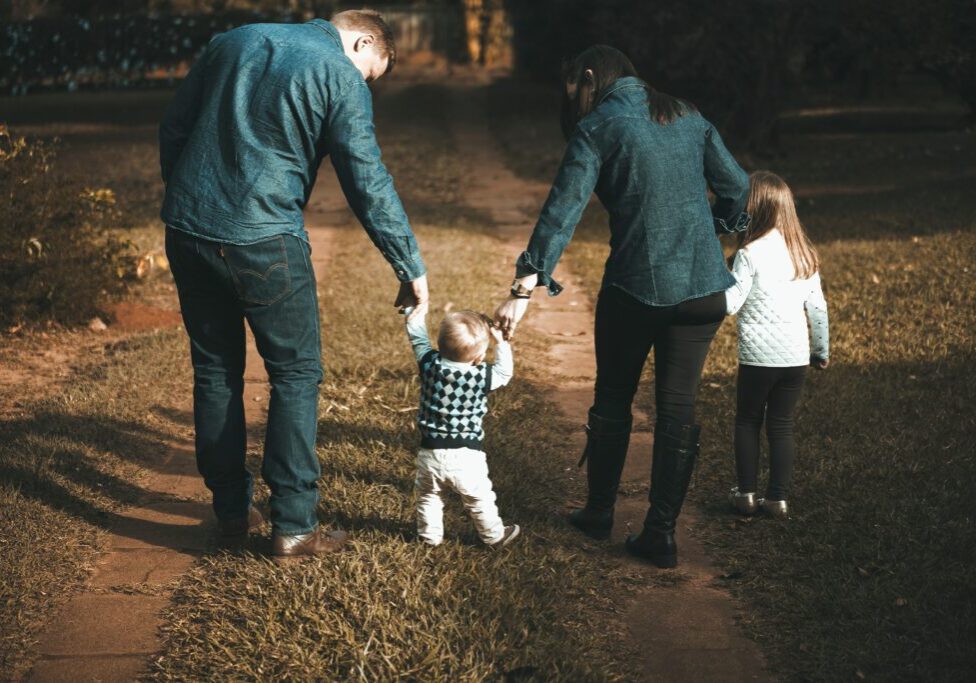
[495,46,750,568]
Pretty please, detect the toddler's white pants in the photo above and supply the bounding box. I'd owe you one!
[415,446,505,545]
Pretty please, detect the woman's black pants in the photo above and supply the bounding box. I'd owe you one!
[734,364,806,501]
[592,286,726,425]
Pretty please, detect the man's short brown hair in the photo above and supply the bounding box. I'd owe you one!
[331,9,397,75]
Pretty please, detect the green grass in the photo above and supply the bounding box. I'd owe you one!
[487,78,976,680]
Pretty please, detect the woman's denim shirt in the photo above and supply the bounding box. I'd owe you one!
[516,77,750,306]
[159,20,424,282]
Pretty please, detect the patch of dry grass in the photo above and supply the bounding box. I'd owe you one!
[0,330,192,676]
[151,222,637,679]
[0,82,645,681]
[0,88,196,674]
[0,90,191,677]
[149,84,639,680]
[488,78,976,680]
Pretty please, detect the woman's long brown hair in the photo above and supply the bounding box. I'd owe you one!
[560,45,695,140]
[740,171,820,279]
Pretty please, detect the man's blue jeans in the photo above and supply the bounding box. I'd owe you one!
[165,227,322,535]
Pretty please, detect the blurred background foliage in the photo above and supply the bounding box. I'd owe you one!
[2,1,973,146]
[505,0,976,147]
[0,125,134,327]
[1,0,972,327]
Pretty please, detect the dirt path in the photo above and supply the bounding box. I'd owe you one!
[25,177,348,682]
[449,83,774,681]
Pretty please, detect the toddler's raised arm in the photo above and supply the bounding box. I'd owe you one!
[488,326,514,391]
[404,309,433,362]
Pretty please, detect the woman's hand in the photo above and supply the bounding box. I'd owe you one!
[494,296,530,340]
[494,273,537,339]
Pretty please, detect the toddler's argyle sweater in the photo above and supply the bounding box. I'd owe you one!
[417,350,492,449]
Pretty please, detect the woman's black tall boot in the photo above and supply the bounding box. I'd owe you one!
[568,410,632,540]
[625,420,700,567]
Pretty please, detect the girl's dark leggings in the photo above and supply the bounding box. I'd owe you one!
[592,286,725,425]
[734,364,806,500]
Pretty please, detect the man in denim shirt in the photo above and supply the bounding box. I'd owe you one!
[160,10,428,558]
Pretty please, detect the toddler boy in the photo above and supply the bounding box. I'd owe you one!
[404,309,520,547]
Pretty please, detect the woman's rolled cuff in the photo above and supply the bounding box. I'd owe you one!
[515,251,564,296]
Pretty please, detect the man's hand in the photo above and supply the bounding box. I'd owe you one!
[811,356,830,370]
[395,274,429,321]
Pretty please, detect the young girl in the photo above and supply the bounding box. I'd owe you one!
[725,171,829,518]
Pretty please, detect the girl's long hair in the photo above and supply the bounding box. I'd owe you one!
[560,45,696,139]
[740,171,820,279]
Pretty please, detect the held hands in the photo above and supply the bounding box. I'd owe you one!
[493,273,538,340]
[487,320,505,345]
[493,297,529,340]
[395,274,429,321]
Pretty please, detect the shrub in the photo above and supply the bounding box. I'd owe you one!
[0,124,133,328]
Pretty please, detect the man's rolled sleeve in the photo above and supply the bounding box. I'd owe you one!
[326,77,426,282]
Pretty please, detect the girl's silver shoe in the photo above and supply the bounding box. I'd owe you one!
[759,498,789,518]
[729,487,759,515]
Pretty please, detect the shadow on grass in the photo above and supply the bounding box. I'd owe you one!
[0,408,217,552]
[685,354,976,680]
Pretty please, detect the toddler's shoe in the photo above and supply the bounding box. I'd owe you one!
[490,524,521,548]
[729,487,759,515]
[759,498,789,519]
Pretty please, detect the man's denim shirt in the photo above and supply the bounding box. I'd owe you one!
[159,19,425,282]
[516,77,750,306]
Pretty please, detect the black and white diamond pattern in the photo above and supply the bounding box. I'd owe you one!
[418,351,490,442]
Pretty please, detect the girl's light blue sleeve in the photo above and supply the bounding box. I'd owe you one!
[725,250,755,315]
[805,273,830,359]
[405,315,433,362]
[489,342,513,391]
[515,130,601,296]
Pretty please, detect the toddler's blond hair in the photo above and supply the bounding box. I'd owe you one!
[438,310,490,363]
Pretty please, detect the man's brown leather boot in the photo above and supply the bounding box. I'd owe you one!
[272,528,350,560]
